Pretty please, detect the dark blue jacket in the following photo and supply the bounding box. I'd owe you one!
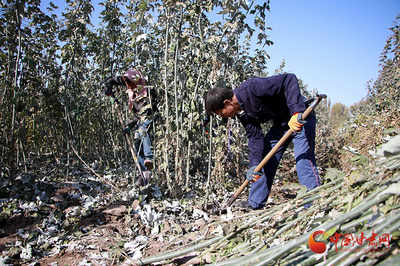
[233,73,306,167]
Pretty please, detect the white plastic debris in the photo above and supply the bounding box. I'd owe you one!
[66,206,81,217]
[220,207,234,222]
[212,225,224,235]
[88,252,104,260]
[20,202,38,212]
[343,146,359,154]
[136,235,149,243]
[128,187,138,198]
[46,225,59,237]
[123,240,145,260]
[78,259,91,266]
[151,222,160,235]
[17,229,30,239]
[328,209,341,220]
[20,244,32,260]
[164,200,182,212]
[82,195,96,209]
[137,204,164,226]
[152,185,162,198]
[193,208,209,222]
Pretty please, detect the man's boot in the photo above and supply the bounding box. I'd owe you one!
[135,170,150,187]
[135,175,143,187]
[143,170,150,186]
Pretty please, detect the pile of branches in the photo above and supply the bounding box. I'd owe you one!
[135,159,400,265]
[134,136,400,265]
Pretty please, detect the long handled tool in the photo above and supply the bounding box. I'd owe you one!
[111,95,145,181]
[222,94,327,210]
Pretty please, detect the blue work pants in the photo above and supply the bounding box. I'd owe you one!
[248,115,320,209]
[134,119,153,171]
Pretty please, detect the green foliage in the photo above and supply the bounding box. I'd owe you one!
[0,0,275,189]
[366,15,400,113]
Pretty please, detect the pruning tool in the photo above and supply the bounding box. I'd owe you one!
[111,95,145,180]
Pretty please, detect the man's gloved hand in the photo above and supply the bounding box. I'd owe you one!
[246,166,262,183]
[288,112,306,132]
[122,127,131,136]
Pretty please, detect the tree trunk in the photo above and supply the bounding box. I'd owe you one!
[174,6,184,187]
[163,9,174,195]
[10,4,23,182]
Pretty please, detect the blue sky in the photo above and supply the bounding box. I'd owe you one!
[263,0,399,107]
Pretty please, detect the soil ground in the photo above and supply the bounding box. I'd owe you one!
[0,174,301,266]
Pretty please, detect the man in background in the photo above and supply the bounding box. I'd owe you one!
[105,69,156,187]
